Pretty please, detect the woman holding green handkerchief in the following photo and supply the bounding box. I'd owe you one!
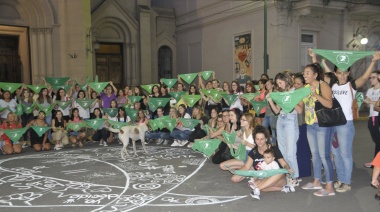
[28,111,51,151]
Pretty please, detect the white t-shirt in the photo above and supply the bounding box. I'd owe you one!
[74,101,90,119]
[243,130,254,151]
[366,87,380,117]
[332,82,356,121]
[229,92,243,111]
[260,160,280,170]
[0,99,17,119]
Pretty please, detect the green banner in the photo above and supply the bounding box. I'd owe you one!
[161,78,178,88]
[85,118,105,130]
[180,118,200,129]
[36,103,55,116]
[15,104,23,116]
[89,82,109,93]
[313,49,374,72]
[169,91,186,102]
[2,127,28,142]
[230,143,246,161]
[269,87,310,113]
[67,121,87,132]
[179,73,198,84]
[22,103,35,114]
[155,116,171,129]
[31,126,51,137]
[75,99,95,110]
[241,93,260,101]
[221,94,238,106]
[56,100,73,110]
[161,119,176,132]
[103,108,118,117]
[56,84,71,92]
[209,90,224,102]
[0,82,22,93]
[222,131,237,145]
[250,100,267,114]
[26,85,48,94]
[181,95,201,107]
[147,98,170,112]
[107,119,130,130]
[149,119,159,131]
[128,96,142,104]
[192,138,222,157]
[45,77,70,87]
[201,70,213,80]
[141,84,159,94]
[126,109,139,122]
[356,92,364,108]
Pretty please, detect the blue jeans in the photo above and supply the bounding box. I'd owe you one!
[262,115,277,145]
[331,121,354,185]
[307,124,334,182]
[146,131,172,140]
[170,129,192,140]
[277,113,299,178]
[46,115,52,141]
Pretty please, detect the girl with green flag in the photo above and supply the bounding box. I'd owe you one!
[28,111,51,151]
[262,79,277,145]
[91,108,110,147]
[68,108,86,148]
[53,88,72,121]
[0,90,17,121]
[73,90,91,120]
[36,88,53,128]
[0,112,22,154]
[253,79,267,125]
[19,88,35,147]
[170,104,192,146]
[51,110,68,150]
[89,91,102,119]
[229,81,243,112]
[187,105,210,148]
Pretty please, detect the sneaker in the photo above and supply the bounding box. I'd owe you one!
[364,162,373,168]
[336,183,351,193]
[54,146,62,150]
[287,179,299,187]
[103,142,108,147]
[171,140,180,147]
[22,143,27,148]
[248,178,257,190]
[99,141,103,146]
[163,140,169,145]
[334,181,342,189]
[250,188,260,200]
[281,185,295,193]
[157,138,164,145]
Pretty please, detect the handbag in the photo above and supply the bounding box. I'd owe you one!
[314,83,347,127]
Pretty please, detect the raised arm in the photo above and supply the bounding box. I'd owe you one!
[355,51,380,89]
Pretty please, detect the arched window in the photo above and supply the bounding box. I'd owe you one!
[158,46,172,79]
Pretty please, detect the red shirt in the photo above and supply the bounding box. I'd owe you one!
[1,122,22,145]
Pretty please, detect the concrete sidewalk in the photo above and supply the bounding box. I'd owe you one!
[0,119,378,212]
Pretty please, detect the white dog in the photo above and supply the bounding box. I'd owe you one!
[117,124,149,158]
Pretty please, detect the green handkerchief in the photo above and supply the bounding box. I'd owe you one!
[180,118,200,129]
[89,82,109,93]
[67,122,87,132]
[141,84,159,94]
[241,93,260,101]
[250,100,267,114]
[201,70,213,80]
[162,119,176,132]
[356,92,364,108]
[31,126,51,137]
[313,49,374,72]
[36,103,55,116]
[147,98,170,112]
[149,119,159,131]
[103,108,118,117]
[75,99,95,110]
[45,77,70,87]
[169,91,186,102]
[85,118,105,130]
[192,138,222,157]
[181,95,201,107]
[22,103,35,114]
[26,85,47,94]
[179,73,198,84]
[254,85,260,91]
[55,84,71,92]
[128,96,142,104]
[161,78,178,88]
[126,109,139,122]
[107,119,130,130]
[209,91,224,102]
[230,143,246,161]
[221,94,238,106]
[75,76,90,91]
[0,106,10,113]
[15,104,23,116]
[222,131,237,145]
[0,82,22,93]
[2,127,28,142]
[269,87,310,113]
[56,100,73,110]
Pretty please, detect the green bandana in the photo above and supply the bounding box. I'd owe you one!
[85,118,105,130]
[103,108,118,117]
[192,138,222,157]
[56,100,73,110]
[250,100,267,113]
[147,98,170,112]
[209,91,224,102]
[141,84,159,94]
[230,143,246,161]
[313,49,374,72]
[202,124,217,135]
[254,85,260,91]
[56,84,71,92]
[15,104,23,116]
[161,119,176,131]
[169,91,186,102]
[222,131,237,145]
[221,94,238,106]
[22,103,35,114]
[0,82,22,93]
[31,126,51,137]
[161,78,178,88]
[123,104,132,110]
[201,70,213,80]
[2,127,28,142]
[75,77,90,91]
[232,168,289,178]
[241,93,260,101]
[126,109,138,122]
[36,103,55,116]
[149,119,159,131]
[356,92,364,108]
[0,106,10,113]
[155,116,171,129]
[200,89,213,95]
[269,87,311,113]
[128,96,142,104]
[75,99,95,110]
[89,82,109,93]
[67,121,87,132]
[45,77,70,87]
[179,73,198,84]
[181,95,201,107]
[180,118,200,129]
[107,119,130,130]
[26,85,47,94]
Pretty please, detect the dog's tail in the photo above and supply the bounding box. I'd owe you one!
[134,127,139,134]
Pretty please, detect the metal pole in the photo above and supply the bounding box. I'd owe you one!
[264,0,268,74]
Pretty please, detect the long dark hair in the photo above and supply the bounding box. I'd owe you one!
[117,107,128,122]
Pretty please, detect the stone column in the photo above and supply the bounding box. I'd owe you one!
[45,28,53,76]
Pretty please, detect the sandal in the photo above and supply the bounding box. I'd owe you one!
[313,189,335,197]
[302,182,322,190]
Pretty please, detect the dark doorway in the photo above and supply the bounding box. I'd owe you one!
[158,46,172,79]
[0,35,21,83]
[95,43,123,88]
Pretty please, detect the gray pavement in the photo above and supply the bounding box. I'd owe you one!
[0,119,378,212]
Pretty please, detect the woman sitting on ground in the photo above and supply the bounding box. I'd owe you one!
[0,112,22,154]
[68,108,86,148]
[51,110,68,150]
[28,111,51,151]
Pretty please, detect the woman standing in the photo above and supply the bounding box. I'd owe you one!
[262,79,277,145]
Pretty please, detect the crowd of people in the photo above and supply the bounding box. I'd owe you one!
[1,50,380,200]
